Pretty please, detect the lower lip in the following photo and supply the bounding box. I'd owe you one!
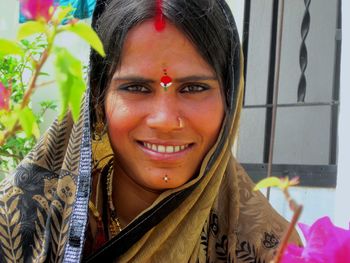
[137,142,194,161]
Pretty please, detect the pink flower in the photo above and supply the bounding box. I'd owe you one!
[20,0,54,22]
[0,82,11,111]
[281,217,350,263]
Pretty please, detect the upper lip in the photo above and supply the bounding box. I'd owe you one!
[137,140,193,146]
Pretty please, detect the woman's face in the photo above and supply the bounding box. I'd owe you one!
[105,21,224,191]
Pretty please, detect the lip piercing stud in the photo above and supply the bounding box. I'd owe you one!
[163,175,169,182]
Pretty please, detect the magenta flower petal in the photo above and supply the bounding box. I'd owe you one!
[20,0,54,21]
[298,222,311,239]
[281,216,350,263]
[281,244,304,263]
[0,82,10,111]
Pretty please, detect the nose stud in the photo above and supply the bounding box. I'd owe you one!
[177,117,184,129]
[160,68,172,91]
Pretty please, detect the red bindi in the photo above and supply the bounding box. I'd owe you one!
[155,0,165,31]
[160,68,173,91]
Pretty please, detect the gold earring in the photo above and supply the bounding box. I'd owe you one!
[93,108,105,141]
[93,121,105,141]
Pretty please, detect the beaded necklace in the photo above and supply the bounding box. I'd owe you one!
[89,161,122,249]
[106,163,122,236]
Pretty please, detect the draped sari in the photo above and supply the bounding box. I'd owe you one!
[0,51,300,262]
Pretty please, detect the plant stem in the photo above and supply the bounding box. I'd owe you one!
[21,49,50,108]
[0,123,21,146]
[0,149,22,162]
[36,80,56,88]
[272,189,303,263]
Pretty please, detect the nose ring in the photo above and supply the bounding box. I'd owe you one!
[177,117,184,128]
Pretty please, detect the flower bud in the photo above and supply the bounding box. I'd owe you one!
[0,82,10,111]
[20,0,54,22]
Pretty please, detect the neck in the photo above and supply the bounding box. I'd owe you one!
[111,161,161,227]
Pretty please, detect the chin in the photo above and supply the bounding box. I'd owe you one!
[140,170,194,191]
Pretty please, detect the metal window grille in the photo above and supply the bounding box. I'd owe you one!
[239,0,342,188]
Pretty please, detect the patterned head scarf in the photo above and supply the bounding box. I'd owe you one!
[1,0,300,262]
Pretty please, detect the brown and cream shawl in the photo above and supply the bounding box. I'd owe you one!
[0,53,300,262]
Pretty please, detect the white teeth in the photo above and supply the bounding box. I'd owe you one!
[142,142,189,153]
[158,145,166,153]
[165,146,174,153]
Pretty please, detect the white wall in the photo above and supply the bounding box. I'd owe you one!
[335,1,350,228]
[0,1,19,39]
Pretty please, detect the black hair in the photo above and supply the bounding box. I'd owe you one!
[90,0,241,129]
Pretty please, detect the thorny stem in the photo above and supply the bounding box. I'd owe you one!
[272,189,303,263]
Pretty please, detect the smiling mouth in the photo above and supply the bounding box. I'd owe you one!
[139,141,192,153]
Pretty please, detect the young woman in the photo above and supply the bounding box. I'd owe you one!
[0,0,300,262]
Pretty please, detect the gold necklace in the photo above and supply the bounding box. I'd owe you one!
[88,168,106,249]
[89,161,122,241]
[106,162,122,237]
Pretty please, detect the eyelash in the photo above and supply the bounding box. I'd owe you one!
[118,84,209,93]
[180,84,209,93]
[119,85,151,93]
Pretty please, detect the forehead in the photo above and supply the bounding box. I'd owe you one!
[117,20,215,76]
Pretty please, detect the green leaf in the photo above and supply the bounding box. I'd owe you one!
[38,72,50,76]
[54,47,86,122]
[32,123,40,139]
[17,107,39,138]
[63,22,105,57]
[0,111,18,131]
[40,100,57,111]
[17,21,47,40]
[253,177,282,191]
[55,5,74,24]
[0,39,24,57]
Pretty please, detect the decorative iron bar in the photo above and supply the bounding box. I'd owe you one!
[243,101,339,109]
[241,0,340,188]
[266,0,285,200]
[298,0,311,102]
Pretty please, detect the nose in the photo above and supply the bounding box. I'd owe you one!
[146,94,182,132]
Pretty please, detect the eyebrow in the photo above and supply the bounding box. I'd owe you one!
[112,75,218,83]
[174,75,218,82]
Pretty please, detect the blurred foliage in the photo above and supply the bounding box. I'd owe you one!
[0,35,57,178]
[0,5,105,180]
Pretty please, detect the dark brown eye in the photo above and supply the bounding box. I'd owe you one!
[120,84,150,93]
[180,84,209,93]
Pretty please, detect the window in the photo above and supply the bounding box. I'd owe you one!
[238,0,341,188]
